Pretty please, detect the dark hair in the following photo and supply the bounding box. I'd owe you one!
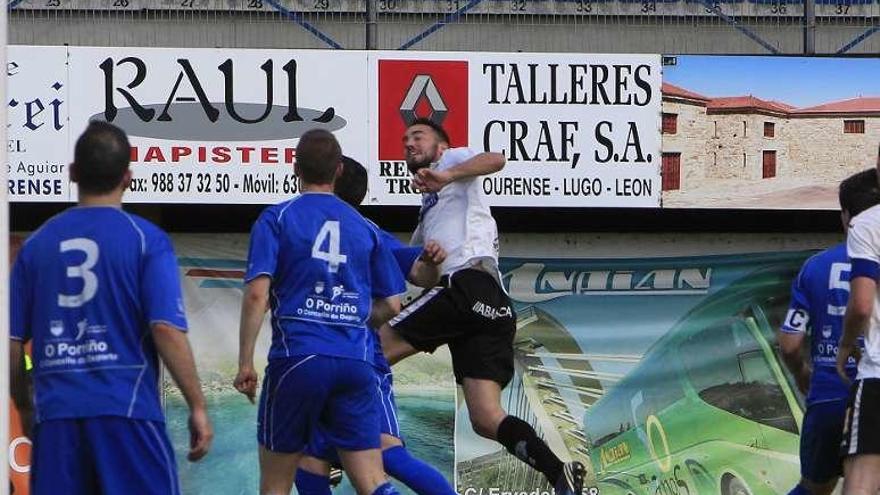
[335,156,368,208]
[840,168,880,218]
[408,117,450,145]
[73,121,131,194]
[295,129,342,185]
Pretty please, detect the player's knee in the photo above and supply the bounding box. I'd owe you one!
[468,410,504,439]
[298,455,331,476]
[380,434,403,450]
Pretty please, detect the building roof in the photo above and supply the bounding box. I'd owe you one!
[661,82,710,104]
[793,96,880,116]
[663,82,880,118]
[706,96,791,116]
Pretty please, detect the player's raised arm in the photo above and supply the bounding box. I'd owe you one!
[415,151,506,193]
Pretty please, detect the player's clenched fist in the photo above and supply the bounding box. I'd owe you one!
[420,240,447,266]
[234,366,259,404]
[413,168,453,193]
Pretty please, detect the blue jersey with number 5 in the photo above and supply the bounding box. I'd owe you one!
[781,243,861,405]
[245,192,405,362]
[10,206,188,423]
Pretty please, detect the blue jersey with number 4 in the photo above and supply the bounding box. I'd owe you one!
[245,193,405,362]
[10,206,188,423]
[781,243,860,405]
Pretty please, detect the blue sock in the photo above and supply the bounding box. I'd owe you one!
[382,446,456,495]
[371,481,400,495]
[294,469,331,495]
[787,485,810,495]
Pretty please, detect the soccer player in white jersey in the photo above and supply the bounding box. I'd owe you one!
[379,118,585,495]
[836,168,880,495]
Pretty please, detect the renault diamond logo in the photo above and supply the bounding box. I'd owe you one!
[400,75,447,126]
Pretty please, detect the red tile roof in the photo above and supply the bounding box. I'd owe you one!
[661,82,710,103]
[794,97,880,115]
[663,83,880,117]
[707,96,791,115]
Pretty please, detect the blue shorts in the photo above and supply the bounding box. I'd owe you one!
[801,399,848,483]
[257,354,381,454]
[31,417,179,495]
[305,369,401,462]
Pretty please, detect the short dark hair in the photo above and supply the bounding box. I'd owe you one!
[295,129,342,185]
[840,168,880,218]
[73,121,131,194]
[408,117,450,145]
[335,156,368,208]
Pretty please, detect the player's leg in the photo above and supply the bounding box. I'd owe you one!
[86,416,181,495]
[451,270,585,495]
[382,284,461,366]
[376,372,456,495]
[379,323,419,365]
[256,354,326,495]
[338,448,398,495]
[840,379,880,495]
[842,455,880,495]
[31,419,98,495]
[326,357,399,495]
[259,447,301,494]
[296,455,332,495]
[296,426,337,495]
[789,400,847,495]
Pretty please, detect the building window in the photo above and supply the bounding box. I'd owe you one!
[743,121,747,137]
[713,121,718,138]
[844,120,865,134]
[763,150,777,179]
[764,122,775,138]
[662,113,677,134]
[662,153,681,191]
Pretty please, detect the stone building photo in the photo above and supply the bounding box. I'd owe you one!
[661,56,880,209]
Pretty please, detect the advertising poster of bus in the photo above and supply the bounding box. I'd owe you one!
[456,250,814,495]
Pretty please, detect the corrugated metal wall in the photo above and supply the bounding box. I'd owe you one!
[9,0,880,55]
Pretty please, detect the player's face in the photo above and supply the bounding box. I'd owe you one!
[404,125,441,173]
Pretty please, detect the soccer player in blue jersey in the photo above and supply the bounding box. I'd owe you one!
[293,156,456,495]
[9,121,213,495]
[778,170,877,495]
[234,130,406,495]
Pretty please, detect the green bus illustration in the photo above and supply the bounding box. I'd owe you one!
[584,266,804,495]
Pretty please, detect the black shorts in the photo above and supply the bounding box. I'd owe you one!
[841,378,880,457]
[389,268,516,387]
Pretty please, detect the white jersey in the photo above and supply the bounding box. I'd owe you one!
[847,203,880,379]
[412,147,501,282]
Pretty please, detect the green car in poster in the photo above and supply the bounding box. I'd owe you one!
[584,265,805,495]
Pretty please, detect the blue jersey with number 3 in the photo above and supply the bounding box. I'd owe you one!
[245,193,405,362]
[781,243,860,405]
[10,206,188,423]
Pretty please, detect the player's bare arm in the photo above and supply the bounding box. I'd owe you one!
[235,275,271,404]
[407,240,447,288]
[778,331,811,394]
[152,323,214,461]
[839,276,873,381]
[414,152,506,193]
